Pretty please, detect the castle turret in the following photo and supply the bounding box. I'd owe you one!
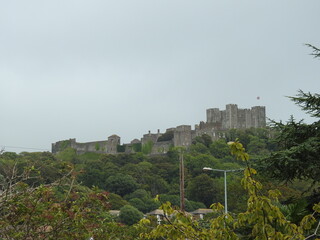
[107,135,120,154]
[251,106,266,128]
[225,104,238,129]
[51,138,76,154]
[206,108,221,123]
[173,125,192,147]
[141,130,161,146]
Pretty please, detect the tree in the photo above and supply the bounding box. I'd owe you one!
[185,154,219,177]
[78,160,113,189]
[306,43,320,58]
[0,161,115,240]
[158,194,206,212]
[142,141,154,155]
[121,161,152,185]
[192,134,213,148]
[260,44,320,184]
[186,173,222,207]
[247,135,268,155]
[125,189,160,213]
[105,173,139,196]
[190,142,210,154]
[157,130,174,142]
[108,193,129,210]
[119,205,144,225]
[261,90,320,183]
[139,141,320,240]
[55,147,78,163]
[209,138,230,159]
[0,153,146,240]
[144,175,170,196]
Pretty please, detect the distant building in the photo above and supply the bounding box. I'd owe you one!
[146,209,165,224]
[190,208,213,220]
[52,104,266,154]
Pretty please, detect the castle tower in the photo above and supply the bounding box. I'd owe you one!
[251,106,266,128]
[225,104,238,129]
[51,138,76,154]
[173,125,192,147]
[206,108,221,123]
[107,135,120,154]
[245,109,252,128]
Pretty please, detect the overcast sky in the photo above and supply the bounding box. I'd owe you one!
[1,0,319,152]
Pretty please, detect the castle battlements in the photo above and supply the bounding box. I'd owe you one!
[52,104,266,155]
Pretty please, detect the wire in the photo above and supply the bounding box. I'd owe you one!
[0,145,50,151]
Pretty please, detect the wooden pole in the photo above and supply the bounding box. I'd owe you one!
[179,150,185,211]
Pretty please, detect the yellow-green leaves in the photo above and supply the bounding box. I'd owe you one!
[313,203,320,213]
[139,140,319,240]
[228,140,249,161]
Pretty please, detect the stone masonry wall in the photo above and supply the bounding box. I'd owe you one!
[207,104,266,129]
[73,140,108,154]
[173,125,192,147]
[52,104,266,155]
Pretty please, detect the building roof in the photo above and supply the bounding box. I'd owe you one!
[146,209,165,216]
[109,210,120,216]
[108,134,120,138]
[190,208,213,215]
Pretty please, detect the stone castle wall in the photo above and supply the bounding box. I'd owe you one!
[52,135,120,154]
[52,104,266,154]
[151,140,173,155]
[206,104,266,129]
[72,140,109,154]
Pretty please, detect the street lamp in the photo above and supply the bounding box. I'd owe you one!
[203,167,243,214]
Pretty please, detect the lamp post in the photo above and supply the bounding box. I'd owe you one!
[203,167,243,214]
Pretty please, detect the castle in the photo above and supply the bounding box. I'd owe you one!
[52,104,266,155]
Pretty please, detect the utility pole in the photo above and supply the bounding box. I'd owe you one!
[179,149,185,211]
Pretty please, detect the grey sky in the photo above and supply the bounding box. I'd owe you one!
[1,1,319,152]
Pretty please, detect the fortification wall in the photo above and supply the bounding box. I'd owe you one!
[195,127,225,141]
[245,109,252,128]
[52,104,266,155]
[124,139,142,154]
[51,138,77,154]
[251,106,266,128]
[74,140,108,154]
[151,140,173,155]
[237,109,248,128]
[206,108,221,123]
[141,130,161,145]
[52,135,121,155]
[205,104,266,130]
[225,104,238,129]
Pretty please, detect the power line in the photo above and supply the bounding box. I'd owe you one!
[0,145,50,151]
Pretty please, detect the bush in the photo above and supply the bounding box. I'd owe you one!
[119,205,144,225]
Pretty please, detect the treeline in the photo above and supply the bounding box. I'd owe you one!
[0,126,310,217]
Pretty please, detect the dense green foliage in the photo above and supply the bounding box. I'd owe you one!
[2,120,316,217]
[260,90,320,184]
[1,134,319,239]
[119,205,144,225]
[157,130,174,142]
[141,140,154,154]
[139,141,320,240]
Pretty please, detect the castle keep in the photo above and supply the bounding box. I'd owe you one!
[52,104,266,155]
